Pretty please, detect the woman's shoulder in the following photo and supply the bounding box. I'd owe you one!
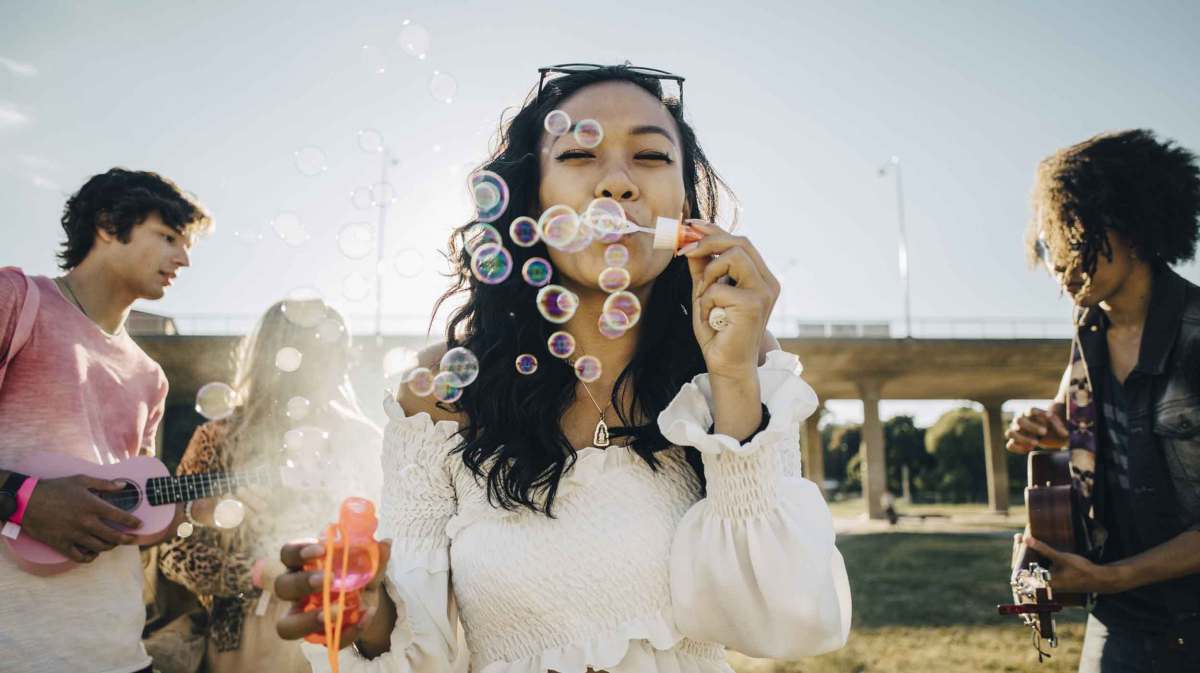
[394,341,468,427]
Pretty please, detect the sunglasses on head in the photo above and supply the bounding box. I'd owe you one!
[536,62,685,105]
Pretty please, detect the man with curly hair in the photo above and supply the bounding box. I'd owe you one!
[0,168,211,673]
[1006,129,1200,671]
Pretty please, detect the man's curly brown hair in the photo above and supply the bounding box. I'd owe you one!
[1026,129,1200,279]
[58,168,213,270]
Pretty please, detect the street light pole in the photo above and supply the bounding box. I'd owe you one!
[374,147,399,339]
[878,156,912,338]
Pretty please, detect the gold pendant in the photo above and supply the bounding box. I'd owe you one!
[594,418,610,448]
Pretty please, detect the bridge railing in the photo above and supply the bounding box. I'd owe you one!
[154,313,1073,340]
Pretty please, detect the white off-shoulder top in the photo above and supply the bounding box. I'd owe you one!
[302,350,852,673]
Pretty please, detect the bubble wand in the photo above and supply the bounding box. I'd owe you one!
[616,216,730,331]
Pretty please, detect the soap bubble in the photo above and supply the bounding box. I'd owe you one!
[536,284,578,323]
[213,498,246,529]
[574,119,603,148]
[470,243,513,285]
[432,371,462,402]
[515,354,538,375]
[574,356,602,383]
[280,290,326,328]
[357,129,384,154]
[195,382,237,420]
[539,205,580,250]
[294,146,328,176]
[338,222,374,259]
[275,347,303,372]
[371,182,397,206]
[547,331,576,358]
[231,225,264,246]
[598,267,631,293]
[405,367,435,396]
[598,309,630,339]
[586,197,625,222]
[283,426,331,488]
[603,291,642,327]
[429,70,457,103]
[392,248,424,278]
[360,44,386,74]
[314,316,345,344]
[604,244,630,268]
[470,171,509,223]
[509,216,540,247]
[439,346,480,386]
[342,272,372,301]
[383,347,419,378]
[351,186,373,210]
[544,110,571,136]
[398,20,430,58]
[556,289,580,314]
[464,223,503,255]
[521,257,553,287]
[271,212,309,247]
[286,396,311,421]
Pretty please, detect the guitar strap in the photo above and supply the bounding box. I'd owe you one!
[0,268,41,392]
[1064,333,1107,565]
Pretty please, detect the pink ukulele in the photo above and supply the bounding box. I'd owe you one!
[2,451,316,576]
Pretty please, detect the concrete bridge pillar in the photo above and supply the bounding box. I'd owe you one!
[980,399,1010,514]
[858,380,887,520]
[802,406,825,495]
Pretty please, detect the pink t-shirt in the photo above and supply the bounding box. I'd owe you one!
[0,269,168,673]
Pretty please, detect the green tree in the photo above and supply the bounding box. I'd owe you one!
[822,423,860,492]
[919,407,987,502]
[884,415,929,496]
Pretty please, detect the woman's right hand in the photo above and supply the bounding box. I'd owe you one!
[1005,405,1069,454]
[274,539,395,654]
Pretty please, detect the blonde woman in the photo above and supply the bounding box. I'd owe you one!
[160,299,381,673]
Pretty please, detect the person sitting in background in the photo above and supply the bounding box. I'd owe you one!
[158,299,381,673]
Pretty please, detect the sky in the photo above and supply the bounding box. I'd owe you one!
[3,1,1198,425]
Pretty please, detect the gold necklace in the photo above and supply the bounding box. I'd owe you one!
[572,365,613,448]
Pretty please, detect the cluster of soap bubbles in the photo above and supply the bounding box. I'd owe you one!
[403,346,479,403]
[454,112,646,386]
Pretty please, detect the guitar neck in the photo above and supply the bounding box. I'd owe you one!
[147,466,276,506]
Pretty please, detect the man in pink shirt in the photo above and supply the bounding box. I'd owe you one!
[0,168,211,673]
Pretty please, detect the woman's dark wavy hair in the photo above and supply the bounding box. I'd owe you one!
[430,65,735,516]
[58,167,212,269]
[1026,129,1200,277]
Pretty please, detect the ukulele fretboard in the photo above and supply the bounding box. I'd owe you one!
[146,466,276,506]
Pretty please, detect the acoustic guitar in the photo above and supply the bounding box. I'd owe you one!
[998,450,1088,661]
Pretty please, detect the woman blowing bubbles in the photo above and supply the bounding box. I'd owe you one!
[274,64,851,672]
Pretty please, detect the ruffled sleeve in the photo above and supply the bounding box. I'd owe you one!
[659,350,852,658]
[302,395,468,673]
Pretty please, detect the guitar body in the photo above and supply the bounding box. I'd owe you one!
[2,453,176,576]
[1023,450,1085,607]
[1000,450,1089,656]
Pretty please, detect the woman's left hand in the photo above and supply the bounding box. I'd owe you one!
[680,220,780,381]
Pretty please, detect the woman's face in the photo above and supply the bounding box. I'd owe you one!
[537,81,687,295]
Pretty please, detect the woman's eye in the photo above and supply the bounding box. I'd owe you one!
[555,150,594,161]
[164,234,176,244]
[636,152,673,163]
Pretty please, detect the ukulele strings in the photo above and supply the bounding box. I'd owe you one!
[97,466,276,509]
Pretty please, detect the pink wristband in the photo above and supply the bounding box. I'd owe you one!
[10,477,38,525]
[251,558,267,589]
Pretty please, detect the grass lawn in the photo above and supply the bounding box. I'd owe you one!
[726,533,1087,672]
